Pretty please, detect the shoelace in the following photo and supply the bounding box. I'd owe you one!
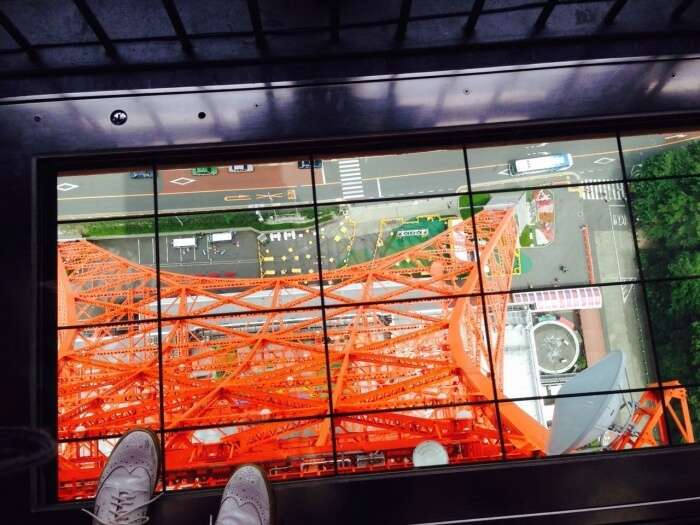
[81,491,163,525]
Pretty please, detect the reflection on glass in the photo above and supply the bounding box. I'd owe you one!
[502,283,656,399]
[161,310,330,429]
[53,133,700,501]
[57,168,154,221]
[57,219,157,326]
[643,279,700,384]
[628,178,700,279]
[467,136,621,192]
[327,297,495,411]
[334,403,503,475]
[156,160,313,213]
[472,184,638,293]
[318,198,481,305]
[621,130,700,179]
[57,322,161,440]
[165,419,333,490]
[315,149,467,203]
[504,388,671,459]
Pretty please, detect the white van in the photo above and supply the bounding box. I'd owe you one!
[509,154,573,176]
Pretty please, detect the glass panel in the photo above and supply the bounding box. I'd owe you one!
[500,389,669,459]
[58,437,164,501]
[326,297,495,413]
[156,160,312,214]
[498,283,656,400]
[57,218,157,326]
[318,197,480,305]
[621,130,700,179]
[165,419,333,490]
[643,278,700,385]
[628,177,700,279]
[334,402,503,475]
[57,322,161,440]
[467,136,622,192]
[473,184,638,293]
[156,207,323,317]
[315,148,467,203]
[57,167,154,221]
[161,310,330,429]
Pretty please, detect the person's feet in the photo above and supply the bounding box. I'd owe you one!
[83,429,161,525]
[215,465,273,525]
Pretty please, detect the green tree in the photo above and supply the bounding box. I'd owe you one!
[632,141,700,434]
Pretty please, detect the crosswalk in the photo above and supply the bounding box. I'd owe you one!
[338,158,365,199]
[581,179,626,201]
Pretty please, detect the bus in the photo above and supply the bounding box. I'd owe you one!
[509,153,573,176]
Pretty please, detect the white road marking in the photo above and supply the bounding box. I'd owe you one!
[622,283,634,303]
[609,206,623,282]
[376,178,383,198]
[581,179,626,201]
[137,238,142,263]
[338,158,365,199]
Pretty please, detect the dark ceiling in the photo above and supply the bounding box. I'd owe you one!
[1,0,700,98]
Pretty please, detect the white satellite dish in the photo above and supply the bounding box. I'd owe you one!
[413,440,449,467]
[547,351,626,456]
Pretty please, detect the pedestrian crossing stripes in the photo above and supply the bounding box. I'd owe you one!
[581,179,626,201]
[338,158,365,199]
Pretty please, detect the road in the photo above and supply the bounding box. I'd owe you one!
[56,132,700,220]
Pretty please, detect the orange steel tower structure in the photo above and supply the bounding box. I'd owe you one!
[56,205,691,500]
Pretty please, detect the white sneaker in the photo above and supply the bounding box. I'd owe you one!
[83,429,161,525]
[214,464,273,525]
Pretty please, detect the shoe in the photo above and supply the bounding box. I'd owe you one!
[214,464,273,525]
[83,429,161,525]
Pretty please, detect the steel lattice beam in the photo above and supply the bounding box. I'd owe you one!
[55,203,693,500]
[672,0,695,20]
[73,0,117,58]
[464,0,486,36]
[603,0,629,25]
[0,8,38,61]
[395,0,413,42]
[162,0,193,54]
[533,0,558,34]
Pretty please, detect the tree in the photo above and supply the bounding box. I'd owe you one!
[631,141,700,431]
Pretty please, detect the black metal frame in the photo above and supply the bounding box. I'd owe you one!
[3,57,700,524]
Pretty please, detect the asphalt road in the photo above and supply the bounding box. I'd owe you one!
[56,133,700,220]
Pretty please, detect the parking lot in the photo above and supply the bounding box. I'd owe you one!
[259,218,356,276]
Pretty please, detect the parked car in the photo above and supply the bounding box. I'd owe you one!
[191,166,218,176]
[228,164,254,173]
[128,170,153,179]
[297,160,323,169]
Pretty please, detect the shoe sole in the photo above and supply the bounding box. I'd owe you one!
[103,427,162,495]
[232,463,276,525]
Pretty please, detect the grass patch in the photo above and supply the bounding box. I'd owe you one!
[519,225,534,247]
[379,218,446,258]
[81,208,337,238]
[459,193,490,219]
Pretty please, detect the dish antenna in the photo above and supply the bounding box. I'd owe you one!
[548,351,626,455]
[413,440,449,467]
